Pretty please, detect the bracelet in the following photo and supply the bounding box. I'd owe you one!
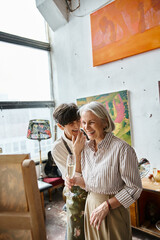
[106,200,111,211]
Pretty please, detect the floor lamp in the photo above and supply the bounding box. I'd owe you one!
[27,119,51,180]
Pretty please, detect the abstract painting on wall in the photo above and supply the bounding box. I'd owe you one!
[77,90,131,145]
[90,0,160,66]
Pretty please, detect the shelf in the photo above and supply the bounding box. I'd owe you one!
[130,178,160,238]
[134,224,160,238]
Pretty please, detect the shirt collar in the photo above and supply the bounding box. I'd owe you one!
[98,132,113,149]
[87,140,95,152]
[87,132,113,151]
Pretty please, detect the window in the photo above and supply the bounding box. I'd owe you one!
[0,0,47,41]
[0,1,54,161]
[0,42,51,101]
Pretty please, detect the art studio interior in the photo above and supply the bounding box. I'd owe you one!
[0,0,160,239]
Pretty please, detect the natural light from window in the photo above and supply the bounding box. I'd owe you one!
[0,0,47,41]
[0,1,54,161]
[0,42,50,101]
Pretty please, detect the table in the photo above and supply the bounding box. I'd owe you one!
[38,180,52,218]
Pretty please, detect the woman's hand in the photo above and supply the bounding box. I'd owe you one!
[72,130,86,156]
[65,176,76,189]
[72,130,86,173]
[65,176,85,189]
[90,201,109,230]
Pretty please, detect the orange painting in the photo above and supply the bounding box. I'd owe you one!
[90,0,160,66]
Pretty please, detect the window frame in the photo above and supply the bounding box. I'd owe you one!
[0,31,51,51]
[0,25,56,159]
[0,28,55,110]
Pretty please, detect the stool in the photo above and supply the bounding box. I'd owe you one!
[43,177,64,201]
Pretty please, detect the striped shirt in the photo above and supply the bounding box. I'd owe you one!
[81,132,142,208]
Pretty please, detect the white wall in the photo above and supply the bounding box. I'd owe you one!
[49,0,160,171]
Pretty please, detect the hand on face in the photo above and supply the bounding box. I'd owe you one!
[90,201,109,230]
[72,130,86,156]
[61,120,81,140]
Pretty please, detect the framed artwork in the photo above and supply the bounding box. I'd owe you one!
[77,90,131,145]
[90,0,160,66]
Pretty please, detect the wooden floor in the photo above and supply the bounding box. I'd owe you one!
[44,188,160,240]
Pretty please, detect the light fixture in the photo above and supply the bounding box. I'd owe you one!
[27,119,51,180]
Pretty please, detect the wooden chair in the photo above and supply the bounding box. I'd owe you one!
[0,154,47,240]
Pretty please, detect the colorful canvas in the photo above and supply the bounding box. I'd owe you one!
[90,0,160,66]
[77,90,131,145]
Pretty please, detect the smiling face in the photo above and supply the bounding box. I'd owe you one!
[81,111,107,144]
[58,120,81,140]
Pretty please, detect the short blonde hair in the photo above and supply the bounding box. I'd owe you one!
[79,101,115,133]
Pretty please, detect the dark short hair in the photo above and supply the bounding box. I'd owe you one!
[53,103,80,126]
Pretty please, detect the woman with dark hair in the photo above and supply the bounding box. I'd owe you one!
[66,101,142,240]
[52,103,87,240]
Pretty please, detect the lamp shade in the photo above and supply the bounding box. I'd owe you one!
[27,119,51,140]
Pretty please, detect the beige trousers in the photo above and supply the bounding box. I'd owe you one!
[84,192,132,240]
